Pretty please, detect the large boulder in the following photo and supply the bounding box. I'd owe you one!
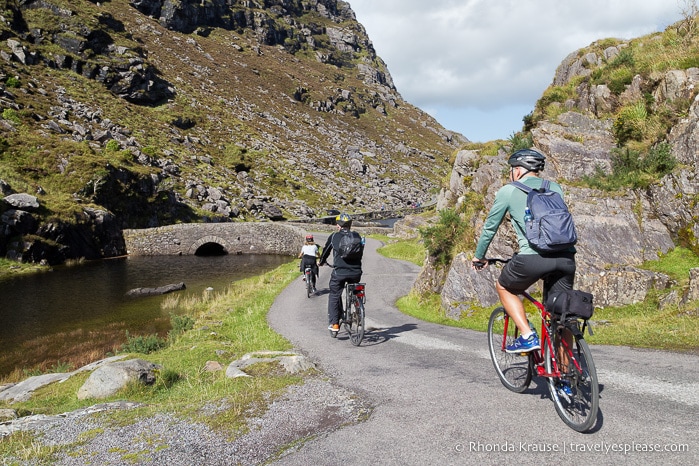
[1,209,38,234]
[77,359,161,400]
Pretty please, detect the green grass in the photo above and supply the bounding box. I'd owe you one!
[582,294,699,352]
[639,246,699,283]
[0,258,51,281]
[373,234,425,266]
[0,430,64,465]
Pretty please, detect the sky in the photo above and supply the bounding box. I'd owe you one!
[347,0,685,142]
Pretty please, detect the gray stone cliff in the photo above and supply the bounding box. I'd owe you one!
[434,44,699,312]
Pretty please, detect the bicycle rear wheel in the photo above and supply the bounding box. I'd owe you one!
[344,297,365,346]
[305,269,313,298]
[487,307,532,393]
[544,328,599,432]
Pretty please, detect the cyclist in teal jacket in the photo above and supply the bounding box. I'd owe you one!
[472,149,576,354]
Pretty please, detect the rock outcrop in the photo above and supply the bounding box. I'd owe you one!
[126,282,186,297]
[225,351,315,378]
[437,147,676,310]
[0,356,128,403]
[1,190,125,264]
[434,58,699,311]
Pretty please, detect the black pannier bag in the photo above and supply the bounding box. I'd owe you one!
[547,289,594,320]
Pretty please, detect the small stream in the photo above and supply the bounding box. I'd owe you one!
[0,254,291,378]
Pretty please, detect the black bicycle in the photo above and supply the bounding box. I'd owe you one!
[329,281,366,346]
[304,265,316,298]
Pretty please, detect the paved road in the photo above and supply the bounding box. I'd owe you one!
[268,236,698,465]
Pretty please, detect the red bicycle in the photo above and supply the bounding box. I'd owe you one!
[479,258,599,432]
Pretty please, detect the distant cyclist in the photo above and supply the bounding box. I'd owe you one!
[319,213,363,334]
[298,234,320,291]
[472,148,576,353]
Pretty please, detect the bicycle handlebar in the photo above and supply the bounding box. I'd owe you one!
[472,257,510,270]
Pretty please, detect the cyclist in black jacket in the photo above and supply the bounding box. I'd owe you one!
[319,213,363,334]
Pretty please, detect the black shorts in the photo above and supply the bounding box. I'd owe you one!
[498,252,576,301]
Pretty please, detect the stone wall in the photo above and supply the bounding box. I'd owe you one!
[123,223,307,256]
[285,222,392,236]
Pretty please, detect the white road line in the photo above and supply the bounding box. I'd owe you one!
[366,318,699,406]
[365,317,466,351]
[597,369,699,406]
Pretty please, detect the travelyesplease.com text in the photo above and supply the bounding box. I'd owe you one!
[457,441,689,455]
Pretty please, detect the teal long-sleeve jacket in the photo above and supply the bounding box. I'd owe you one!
[474,176,568,259]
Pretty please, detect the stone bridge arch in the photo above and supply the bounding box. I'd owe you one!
[188,235,231,255]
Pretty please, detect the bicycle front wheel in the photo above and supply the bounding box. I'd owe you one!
[345,297,365,346]
[487,307,532,393]
[545,330,599,432]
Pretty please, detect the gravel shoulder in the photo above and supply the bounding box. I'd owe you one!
[4,375,370,465]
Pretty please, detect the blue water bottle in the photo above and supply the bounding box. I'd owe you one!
[523,207,533,223]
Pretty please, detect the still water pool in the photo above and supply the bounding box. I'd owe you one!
[0,254,291,377]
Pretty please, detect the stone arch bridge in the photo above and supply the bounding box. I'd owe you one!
[123,223,307,256]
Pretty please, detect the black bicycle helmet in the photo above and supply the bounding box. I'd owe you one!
[335,213,352,227]
[508,148,546,172]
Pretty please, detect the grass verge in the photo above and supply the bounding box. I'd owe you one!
[372,234,425,266]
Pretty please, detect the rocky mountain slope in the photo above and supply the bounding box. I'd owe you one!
[431,20,699,309]
[0,0,463,264]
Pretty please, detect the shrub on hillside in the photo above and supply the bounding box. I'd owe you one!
[420,209,464,266]
[583,142,676,190]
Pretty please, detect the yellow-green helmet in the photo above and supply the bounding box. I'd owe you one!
[335,213,352,227]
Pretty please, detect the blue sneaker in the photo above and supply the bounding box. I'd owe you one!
[557,381,573,401]
[505,333,540,353]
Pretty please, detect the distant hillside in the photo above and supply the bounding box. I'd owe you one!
[0,0,464,264]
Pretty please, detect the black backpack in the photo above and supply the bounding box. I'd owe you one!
[511,180,577,253]
[337,230,364,260]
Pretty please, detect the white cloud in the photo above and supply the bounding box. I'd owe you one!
[347,0,682,141]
